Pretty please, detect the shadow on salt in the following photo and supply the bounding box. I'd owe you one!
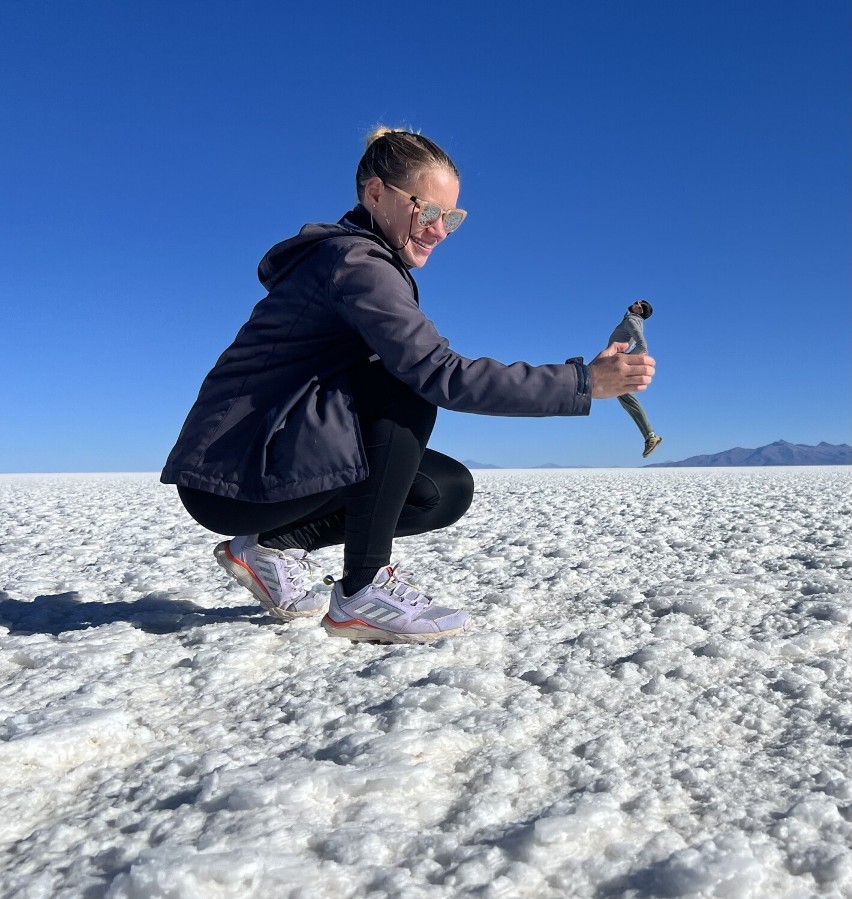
[0,589,260,636]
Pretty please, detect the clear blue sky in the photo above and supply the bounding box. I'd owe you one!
[2,0,849,471]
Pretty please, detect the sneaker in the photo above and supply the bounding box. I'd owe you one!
[214,536,327,620]
[321,564,471,644]
[643,434,663,458]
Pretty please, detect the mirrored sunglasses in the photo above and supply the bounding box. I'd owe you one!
[385,182,467,233]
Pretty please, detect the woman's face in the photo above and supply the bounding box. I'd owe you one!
[369,168,461,268]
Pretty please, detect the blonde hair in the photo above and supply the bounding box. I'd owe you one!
[355,126,460,202]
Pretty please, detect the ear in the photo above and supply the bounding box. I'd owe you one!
[362,176,384,208]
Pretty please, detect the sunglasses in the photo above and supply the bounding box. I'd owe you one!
[384,182,467,233]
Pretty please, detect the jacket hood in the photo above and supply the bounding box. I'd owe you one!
[257,206,401,291]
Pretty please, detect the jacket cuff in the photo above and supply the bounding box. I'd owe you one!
[565,356,591,397]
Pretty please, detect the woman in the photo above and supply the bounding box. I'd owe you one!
[161,127,656,644]
[607,300,663,458]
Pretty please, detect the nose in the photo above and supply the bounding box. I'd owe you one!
[425,217,448,241]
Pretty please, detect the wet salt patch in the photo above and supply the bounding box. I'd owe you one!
[0,469,851,896]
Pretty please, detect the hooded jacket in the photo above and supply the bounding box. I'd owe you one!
[161,207,591,502]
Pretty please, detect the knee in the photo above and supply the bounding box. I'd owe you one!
[441,458,474,526]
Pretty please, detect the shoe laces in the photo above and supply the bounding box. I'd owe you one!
[384,564,433,608]
[277,551,318,594]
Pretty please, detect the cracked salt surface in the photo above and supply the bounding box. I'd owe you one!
[1,467,851,898]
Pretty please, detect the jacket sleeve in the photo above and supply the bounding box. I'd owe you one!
[329,240,591,417]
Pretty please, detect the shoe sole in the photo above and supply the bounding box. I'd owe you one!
[214,542,327,620]
[320,614,470,644]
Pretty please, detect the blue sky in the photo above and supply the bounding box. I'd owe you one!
[2,0,849,471]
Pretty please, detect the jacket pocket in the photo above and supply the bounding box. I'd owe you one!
[262,373,367,495]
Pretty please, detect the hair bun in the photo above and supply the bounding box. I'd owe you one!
[365,126,398,147]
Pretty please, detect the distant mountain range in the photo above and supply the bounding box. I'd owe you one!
[645,440,852,468]
[463,441,852,470]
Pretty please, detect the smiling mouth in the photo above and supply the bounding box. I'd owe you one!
[410,236,434,252]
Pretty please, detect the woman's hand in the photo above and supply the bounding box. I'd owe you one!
[589,342,655,398]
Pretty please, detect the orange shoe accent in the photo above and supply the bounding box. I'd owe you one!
[321,614,374,630]
[224,542,272,599]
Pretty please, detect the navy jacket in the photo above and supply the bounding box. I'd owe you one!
[161,207,592,502]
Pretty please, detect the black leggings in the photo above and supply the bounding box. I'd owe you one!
[178,362,474,586]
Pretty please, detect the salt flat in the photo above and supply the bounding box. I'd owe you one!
[1,468,851,898]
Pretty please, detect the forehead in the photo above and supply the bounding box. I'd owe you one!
[406,167,460,205]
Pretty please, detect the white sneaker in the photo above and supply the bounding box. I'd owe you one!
[214,536,327,619]
[322,563,471,643]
